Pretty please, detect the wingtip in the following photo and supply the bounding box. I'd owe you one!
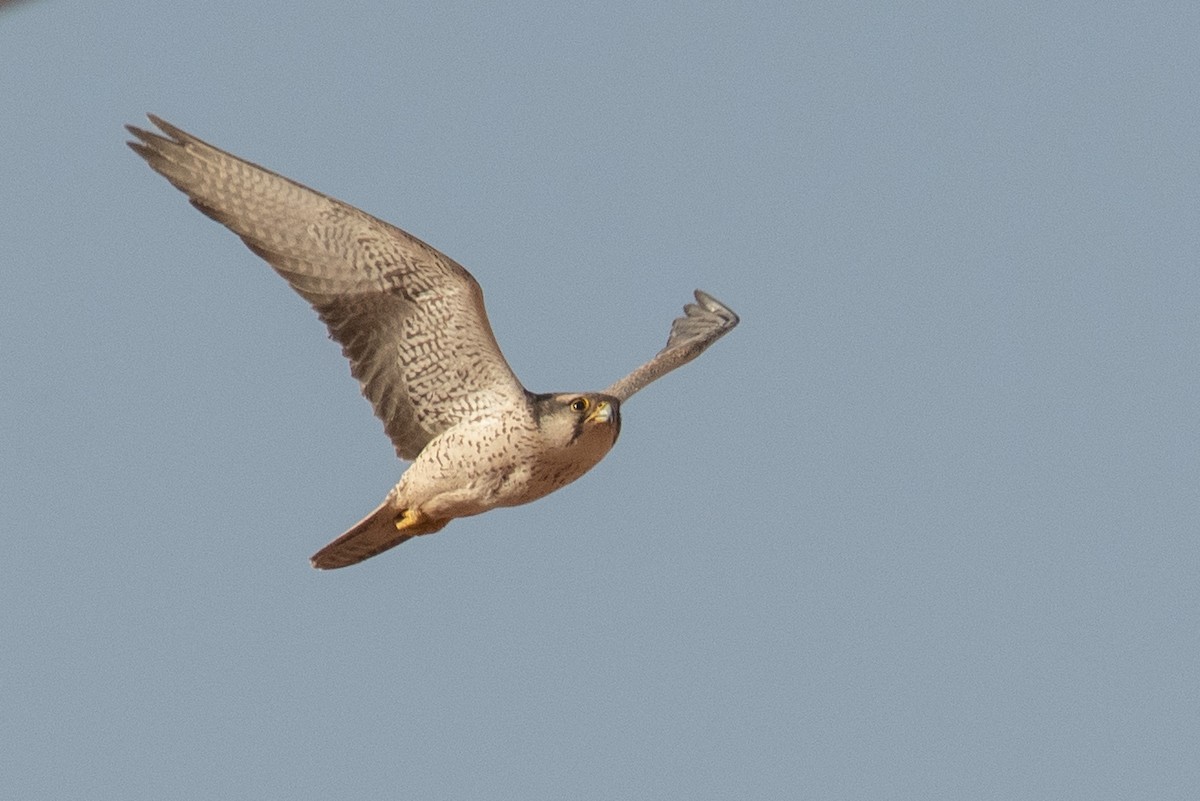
[125,114,187,146]
[145,113,186,140]
[691,289,740,327]
[124,120,152,146]
[124,116,168,151]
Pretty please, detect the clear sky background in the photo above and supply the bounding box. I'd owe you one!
[2,2,1198,799]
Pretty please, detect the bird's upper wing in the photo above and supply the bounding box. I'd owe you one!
[127,115,528,460]
[603,290,739,402]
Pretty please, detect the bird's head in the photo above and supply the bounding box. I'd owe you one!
[531,392,622,455]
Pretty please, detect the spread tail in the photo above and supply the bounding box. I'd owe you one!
[310,499,448,569]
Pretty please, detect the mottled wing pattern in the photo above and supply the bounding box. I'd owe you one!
[126,116,528,459]
[603,290,739,402]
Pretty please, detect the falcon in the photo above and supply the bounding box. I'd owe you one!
[126,116,739,569]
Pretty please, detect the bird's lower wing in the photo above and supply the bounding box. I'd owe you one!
[126,115,527,459]
[603,290,740,402]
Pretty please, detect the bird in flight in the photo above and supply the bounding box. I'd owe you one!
[126,116,739,569]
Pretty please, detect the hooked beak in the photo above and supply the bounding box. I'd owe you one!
[587,401,613,424]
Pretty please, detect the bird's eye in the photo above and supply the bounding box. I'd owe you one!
[570,397,590,413]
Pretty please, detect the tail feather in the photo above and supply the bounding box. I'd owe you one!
[310,500,447,569]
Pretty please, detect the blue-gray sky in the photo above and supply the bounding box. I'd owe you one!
[2,2,1198,798]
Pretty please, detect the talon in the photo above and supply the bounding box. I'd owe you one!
[394,509,422,531]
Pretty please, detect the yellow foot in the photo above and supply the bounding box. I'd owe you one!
[393,508,424,531]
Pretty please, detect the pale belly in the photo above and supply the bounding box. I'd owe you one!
[394,414,616,521]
